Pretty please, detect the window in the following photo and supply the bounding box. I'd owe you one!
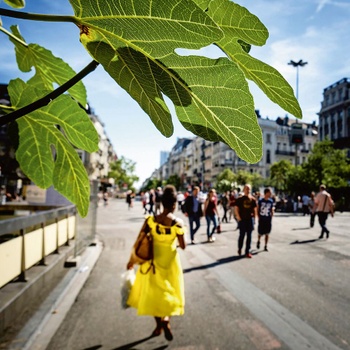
[266,150,271,164]
[266,133,271,144]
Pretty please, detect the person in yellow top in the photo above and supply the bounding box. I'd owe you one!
[127,185,186,341]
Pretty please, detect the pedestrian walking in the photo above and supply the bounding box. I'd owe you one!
[308,191,316,228]
[155,187,163,215]
[183,186,203,244]
[234,184,257,258]
[204,189,219,243]
[220,191,229,223]
[313,184,334,239]
[302,194,310,216]
[126,190,134,209]
[257,188,274,252]
[148,189,155,214]
[126,185,186,341]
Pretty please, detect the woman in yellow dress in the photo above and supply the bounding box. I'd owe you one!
[127,185,186,341]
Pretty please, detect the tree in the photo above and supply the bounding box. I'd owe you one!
[216,168,235,192]
[301,139,350,189]
[270,160,293,193]
[165,174,181,190]
[108,157,139,194]
[0,0,301,216]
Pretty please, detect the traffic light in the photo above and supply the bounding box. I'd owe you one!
[290,123,304,144]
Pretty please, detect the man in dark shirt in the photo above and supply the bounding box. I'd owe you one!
[183,186,203,244]
[234,184,257,258]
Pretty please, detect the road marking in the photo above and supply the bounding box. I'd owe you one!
[193,248,342,350]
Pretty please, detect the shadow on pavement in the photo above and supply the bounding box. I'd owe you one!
[290,239,319,245]
[292,227,311,231]
[110,336,168,350]
[183,255,243,273]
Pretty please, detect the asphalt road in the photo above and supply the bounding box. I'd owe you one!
[46,198,350,350]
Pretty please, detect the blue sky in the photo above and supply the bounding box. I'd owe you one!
[1,0,350,187]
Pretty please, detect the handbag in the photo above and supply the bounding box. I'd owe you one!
[134,230,153,262]
[133,217,155,274]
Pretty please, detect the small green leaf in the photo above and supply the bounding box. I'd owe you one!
[3,0,25,9]
[9,25,87,107]
[8,79,98,217]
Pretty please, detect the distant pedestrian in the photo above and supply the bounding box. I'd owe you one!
[183,186,203,244]
[302,194,310,216]
[176,191,185,212]
[204,189,219,243]
[234,184,257,258]
[141,191,148,214]
[148,189,155,214]
[308,192,316,228]
[257,188,274,252]
[127,185,186,341]
[220,191,229,223]
[313,184,334,239]
[155,187,163,215]
[126,191,134,209]
[103,191,109,206]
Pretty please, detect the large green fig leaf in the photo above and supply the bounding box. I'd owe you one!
[8,79,98,217]
[9,25,87,107]
[70,0,262,162]
[201,0,302,118]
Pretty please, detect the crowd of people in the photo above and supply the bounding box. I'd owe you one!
[125,183,334,341]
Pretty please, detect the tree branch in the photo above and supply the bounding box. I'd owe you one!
[0,60,100,126]
[0,8,77,24]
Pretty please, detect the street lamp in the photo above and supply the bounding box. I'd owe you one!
[288,59,308,166]
[288,59,308,100]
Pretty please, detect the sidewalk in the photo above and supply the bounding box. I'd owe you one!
[6,198,350,349]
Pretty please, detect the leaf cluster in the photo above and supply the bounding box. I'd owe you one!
[0,0,301,216]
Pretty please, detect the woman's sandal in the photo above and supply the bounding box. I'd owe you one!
[162,321,173,341]
[151,326,162,337]
[151,317,162,337]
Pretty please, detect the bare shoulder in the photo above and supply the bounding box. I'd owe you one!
[174,217,184,228]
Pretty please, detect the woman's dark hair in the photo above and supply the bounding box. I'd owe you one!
[161,185,177,209]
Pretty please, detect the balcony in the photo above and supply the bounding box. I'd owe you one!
[275,150,295,156]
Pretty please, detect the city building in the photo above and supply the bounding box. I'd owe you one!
[150,113,318,190]
[318,77,350,150]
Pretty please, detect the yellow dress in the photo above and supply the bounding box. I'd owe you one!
[127,216,185,317]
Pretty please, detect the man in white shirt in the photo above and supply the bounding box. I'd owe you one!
[313,184,334,239]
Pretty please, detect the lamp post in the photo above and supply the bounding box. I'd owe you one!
[288,59,308,101]
[288,59,308,166]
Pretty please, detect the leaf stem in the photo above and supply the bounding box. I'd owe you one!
[0,60,100,126]
[0,26,28,47]
[0,8,78,24]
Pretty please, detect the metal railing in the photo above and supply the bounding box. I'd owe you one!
[0,205,77,288]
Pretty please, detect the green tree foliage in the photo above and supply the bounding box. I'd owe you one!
[270,160,293,192]
[142,178,162,192]
[0,0,301,216]
[301,139,350,189]
[216,168,263,192]
[108,156,139,193]
[165,174,182,190]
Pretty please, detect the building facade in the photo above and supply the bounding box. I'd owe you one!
[151,114,318,191]
[318,77,350,150]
